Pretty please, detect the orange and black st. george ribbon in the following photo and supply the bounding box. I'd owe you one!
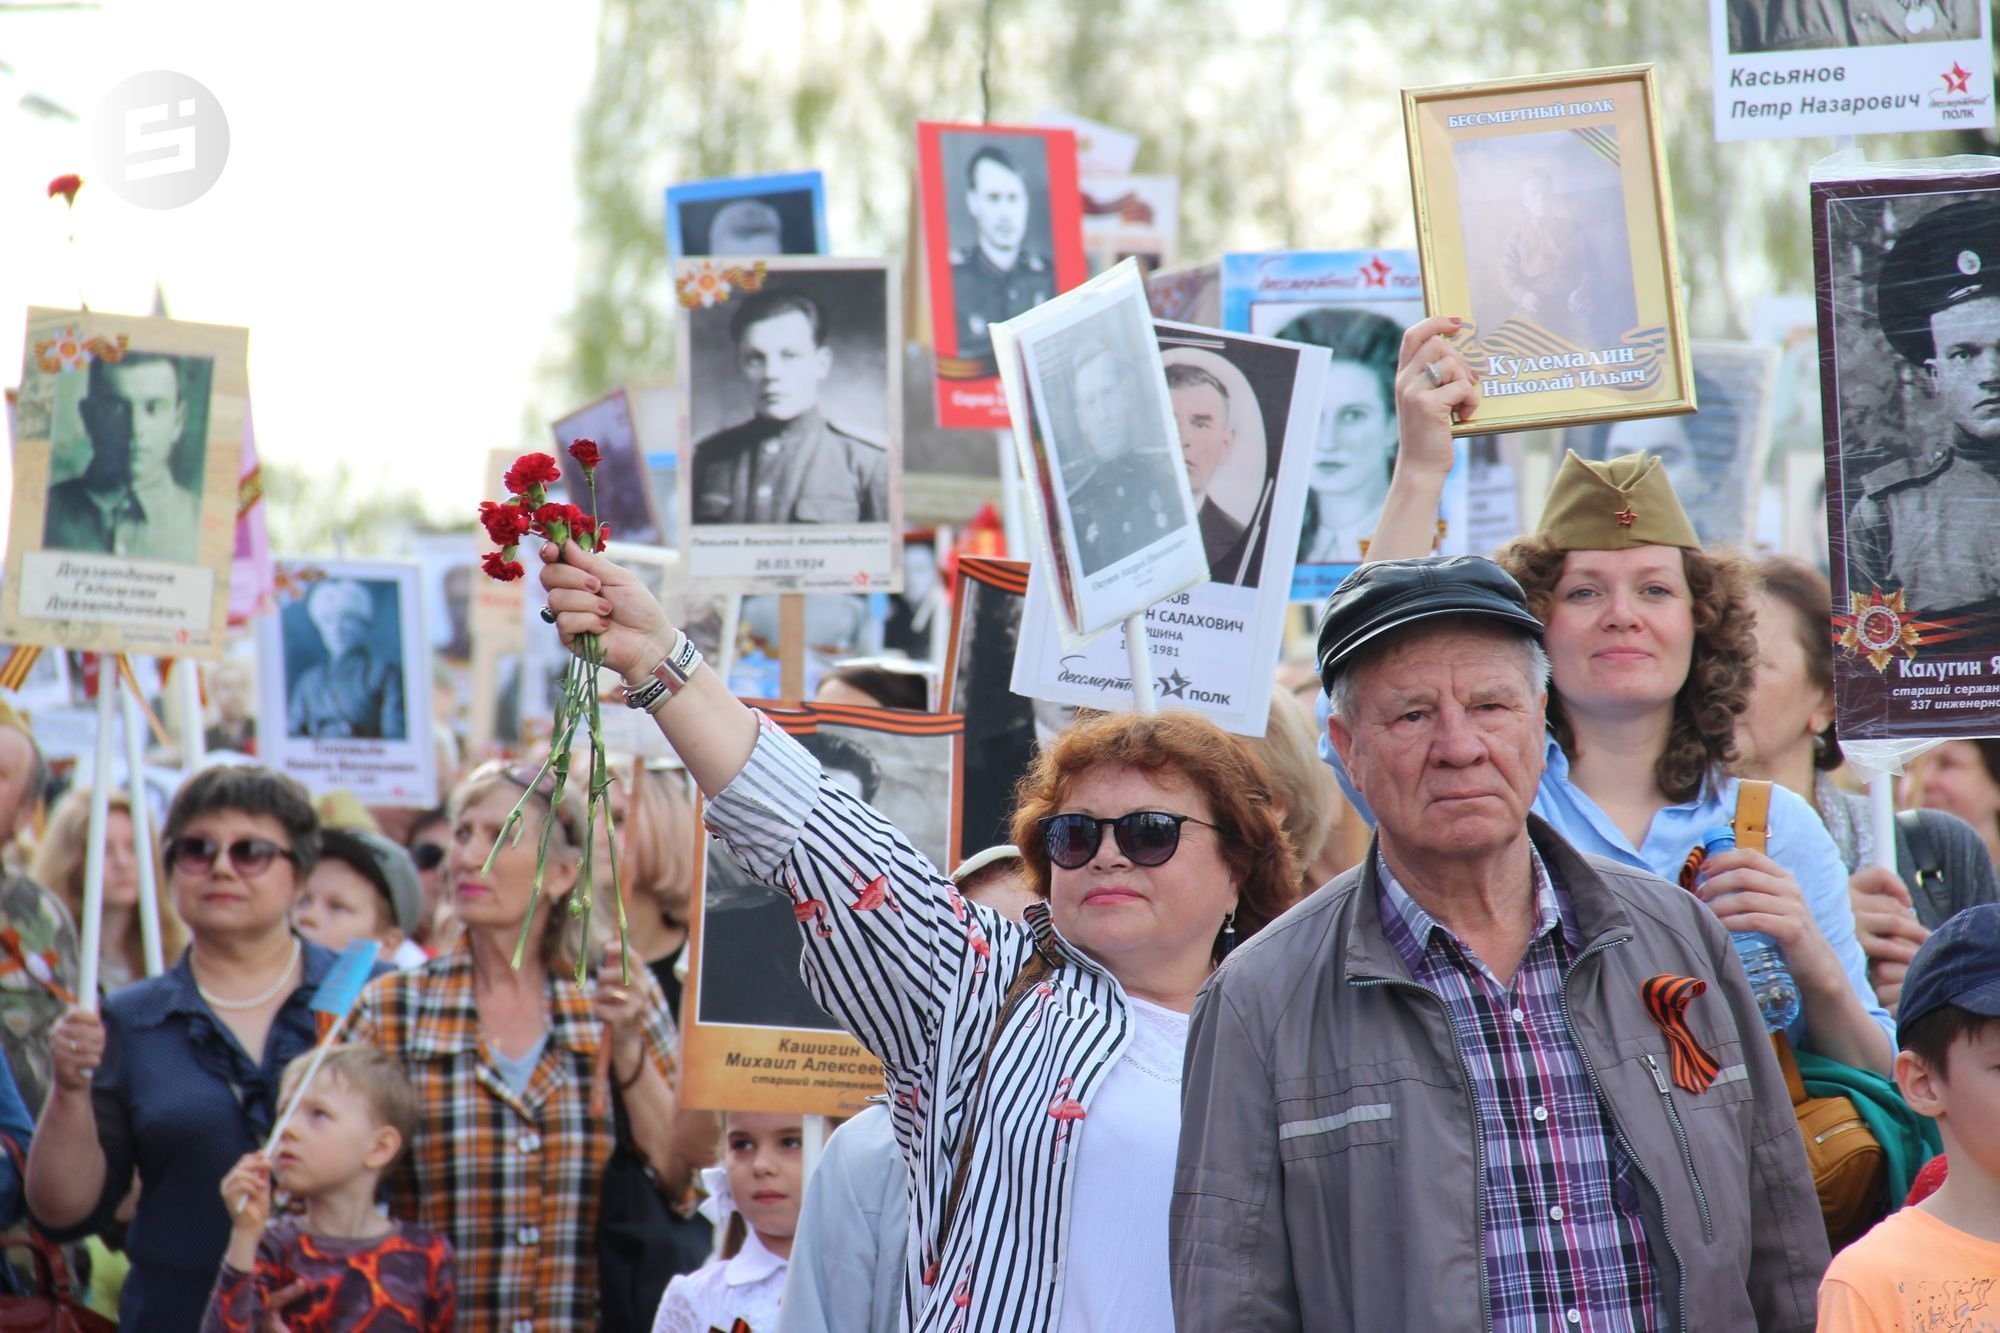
[1642,973,1721,1095]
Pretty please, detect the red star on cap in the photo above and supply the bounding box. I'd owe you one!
[1359,256,1391,288]
[1944,63,1972,94]
[1615,505,1638,528]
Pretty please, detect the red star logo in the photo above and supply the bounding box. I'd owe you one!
[1944,62,1972,94]
[1359,256,1392,288]
[1614,505,1638,528]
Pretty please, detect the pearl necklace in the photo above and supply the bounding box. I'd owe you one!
[196,938,301,1011]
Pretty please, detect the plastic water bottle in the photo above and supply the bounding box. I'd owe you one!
[1699,826,1802,1033]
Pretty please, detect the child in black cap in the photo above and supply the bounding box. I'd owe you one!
[1817,903,2000,1329]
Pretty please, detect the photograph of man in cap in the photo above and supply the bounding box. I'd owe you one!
[689,287,890,526]
[43,351,208,563]
[1727,0,1980,53]
[949,141,1056,361]
[285,578,407,741]
[667,173,825,260]
[1843,196,2000,623]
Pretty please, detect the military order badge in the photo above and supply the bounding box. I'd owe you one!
[1815,162,2000,746]
[1403,65,1696,437]
[5,308,247,659]
[917,120,1088,430]
[675,257,903,595]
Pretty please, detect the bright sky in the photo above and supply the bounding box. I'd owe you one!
[0,0,601,537]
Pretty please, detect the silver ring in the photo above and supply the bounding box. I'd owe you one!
[69,1039,78,1053]
[539,605,558,624]
[1423,359,1445,388]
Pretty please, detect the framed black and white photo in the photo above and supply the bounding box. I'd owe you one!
[664,170,828,261]
[1012,321,1329,736]
[256,559,435,806]
[1404,66,1695,436]
[993,260,1208,639]
[5,309,247,659]
[676,257,902,594]
[1815,164,2000,745]
[681,702,962,1115]
[549,387,666,547]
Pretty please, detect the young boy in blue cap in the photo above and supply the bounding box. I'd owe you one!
[1817,903,2000,1329]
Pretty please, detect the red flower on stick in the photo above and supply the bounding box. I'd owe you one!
[503,452,561,496]
[567,437,601,470]
[478,499,531,546]
[48,174,82,205]
[481,550,524,582]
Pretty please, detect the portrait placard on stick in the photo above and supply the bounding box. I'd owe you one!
[1221,249,1455,601]
[1403,65,1695,436]
[676,257,902,594]
[1710,0,1991,141]
[992,260,1208,640]
[1013,321,1329,736]
[681,702,963,1115]
[665,170,828,261]
[1814,161,2000,750]
[550,388,666,547]
[917,121,1088,430]
[256,559,436,806]
[1081,175,1179,274]
[1147,260,1220,326]
[5,309,247,659]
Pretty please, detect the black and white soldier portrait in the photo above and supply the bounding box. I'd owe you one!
[43,351,210,564]
[943,135,1058,361]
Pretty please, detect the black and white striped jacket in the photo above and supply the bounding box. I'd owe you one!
[706,718,1141,1333]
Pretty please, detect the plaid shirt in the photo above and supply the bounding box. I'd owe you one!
[1376,852,1662,1333]
[351,944,677,1333]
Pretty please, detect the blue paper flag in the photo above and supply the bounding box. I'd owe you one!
[309,939,381,1016]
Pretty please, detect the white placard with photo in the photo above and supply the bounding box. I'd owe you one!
[255,559,436,807]
[993,260,1208,641]
[1013,321,1327,735]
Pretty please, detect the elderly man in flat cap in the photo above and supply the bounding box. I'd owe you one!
[1846,199,2000,623]
[1171,554,1828,1332]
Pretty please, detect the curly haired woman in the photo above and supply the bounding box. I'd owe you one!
[1352,314,1893,1076]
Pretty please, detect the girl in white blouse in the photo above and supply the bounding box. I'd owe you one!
[654,1111,803,1333]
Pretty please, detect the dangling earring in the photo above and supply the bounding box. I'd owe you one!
[1218,911,1238,960]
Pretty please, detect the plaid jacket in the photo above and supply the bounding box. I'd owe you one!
[351,943,677,1333]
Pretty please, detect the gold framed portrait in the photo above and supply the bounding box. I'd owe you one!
[1403,65,1695,435]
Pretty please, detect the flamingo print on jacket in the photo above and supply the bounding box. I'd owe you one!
[1046,1076,1086,1162]
[844,860,902,912]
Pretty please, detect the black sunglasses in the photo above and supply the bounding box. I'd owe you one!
[167,836,298,877]
[1037,811,1219,870]
[410,841,446,872]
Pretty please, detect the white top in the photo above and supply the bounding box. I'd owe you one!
[1055,993,1189,1332]
[653,1225,788,1333]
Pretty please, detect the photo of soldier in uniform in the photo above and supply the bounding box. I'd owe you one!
[1452,129,1637,352]
[548,387,666,547]
[282,577,407,741]
[685,276,892,528]
[1046,335,1185,577]
[1836,191,2000,624]
[43,351,211,564]
[941,135,1058,361]
[1726,0,1980,52]
[696,721,954,1031]
[664,170,827,260]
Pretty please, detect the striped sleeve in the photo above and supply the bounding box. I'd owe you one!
[704,715,1032,1083]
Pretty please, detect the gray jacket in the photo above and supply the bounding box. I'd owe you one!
[1172,818,1829,1332]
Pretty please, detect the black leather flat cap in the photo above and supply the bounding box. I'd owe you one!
[1316,555,1544,692]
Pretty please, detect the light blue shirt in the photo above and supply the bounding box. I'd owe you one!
[1317,695,1895,1050]
[776,1102,906,1333]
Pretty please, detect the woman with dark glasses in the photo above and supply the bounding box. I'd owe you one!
[345,759,710,1332]
[26,764,362,1331]
[537,538,1295,1333]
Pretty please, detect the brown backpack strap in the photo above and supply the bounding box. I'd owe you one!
[1771,1030,1809,1108]
[1734,779,1773,856]
[922,946,1056,1285]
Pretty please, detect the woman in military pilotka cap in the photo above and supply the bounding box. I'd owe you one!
[1844,198,2000,630]
[1349,314,1896,1077]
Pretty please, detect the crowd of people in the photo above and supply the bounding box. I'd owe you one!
[0,312,1997,1331]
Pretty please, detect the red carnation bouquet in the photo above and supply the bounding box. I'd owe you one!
[477,440,626,978]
